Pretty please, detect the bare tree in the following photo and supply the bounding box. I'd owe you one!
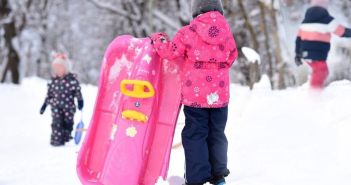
[258,1,274,89]
[0,0,20,84]
[269,0,286,89]
[5,0,344,88]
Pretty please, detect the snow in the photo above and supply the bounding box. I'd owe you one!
[241,47,261,64]
[1,78,351,185]
[253,75,272,89]
[0,78,97,185]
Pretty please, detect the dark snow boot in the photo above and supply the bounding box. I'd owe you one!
[51,142,64,147]
[209,174,227,185]
[50,139,65,147]
[64,130,73,142]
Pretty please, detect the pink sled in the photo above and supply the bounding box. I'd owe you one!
[76,35,182,185]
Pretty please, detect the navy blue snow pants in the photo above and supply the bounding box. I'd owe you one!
[182,105,230,185]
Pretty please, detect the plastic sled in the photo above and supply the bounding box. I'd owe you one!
[74,119,85,145]
[77,35,182,185]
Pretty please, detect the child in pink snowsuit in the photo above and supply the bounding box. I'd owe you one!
[151,0,238,184]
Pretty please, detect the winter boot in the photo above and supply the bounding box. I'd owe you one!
[64,130,73,142]
[210,176,226,185]
[51,141,65,147]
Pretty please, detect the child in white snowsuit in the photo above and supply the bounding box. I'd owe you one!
[40,54,84,146]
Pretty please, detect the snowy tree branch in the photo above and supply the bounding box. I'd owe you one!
[86,0,138,21]
[153,10,181,30]
[87,0,180,31]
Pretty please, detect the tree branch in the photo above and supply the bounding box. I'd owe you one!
[87,0,180,31]
[237,0,259,51]
[153,10,181,30]
[86,0,138,21]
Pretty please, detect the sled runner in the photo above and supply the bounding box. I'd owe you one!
[77,35,182,185]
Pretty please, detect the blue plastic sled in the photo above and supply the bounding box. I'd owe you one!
[74,120,85,145]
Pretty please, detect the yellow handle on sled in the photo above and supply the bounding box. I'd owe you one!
[122,110,148,123]
[120,80,155,98]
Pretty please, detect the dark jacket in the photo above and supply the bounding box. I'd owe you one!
[44,73,83,110]
[296,6,351,61]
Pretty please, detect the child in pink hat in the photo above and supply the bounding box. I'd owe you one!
[40,53,84,146]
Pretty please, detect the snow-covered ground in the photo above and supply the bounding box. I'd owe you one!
[1,77,351,185]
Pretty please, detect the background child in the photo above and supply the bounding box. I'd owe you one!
[40,54,84,146]
[151,0,238,184]
[295,0,351,89]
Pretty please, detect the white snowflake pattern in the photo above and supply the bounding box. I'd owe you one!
[207,92,219,105]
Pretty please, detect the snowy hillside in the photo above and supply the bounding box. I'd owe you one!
[1,78,351,185]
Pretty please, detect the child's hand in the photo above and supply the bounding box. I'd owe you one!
[40,103,47,115]
[295,56,303,66]
[150,33,169,45]
[78,100,84,111]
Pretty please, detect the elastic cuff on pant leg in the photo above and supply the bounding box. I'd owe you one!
[223,169,230,177]
[215,169,230,178]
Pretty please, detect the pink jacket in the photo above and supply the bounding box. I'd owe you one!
[151,11,238,108]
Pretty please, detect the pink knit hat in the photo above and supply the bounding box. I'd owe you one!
[52,53,71,72]
[311,0,329,7]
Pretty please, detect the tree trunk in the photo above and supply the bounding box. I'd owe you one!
[237,0,259,51]
[2,47,20,84]
[249,61,260,90]
[1,17,20,84]
[270,0,286,89]
[258,1,274,89]
[237,0,261,90]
